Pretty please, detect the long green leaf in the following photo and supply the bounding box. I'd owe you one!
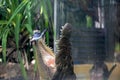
[6,0,28,27]
[40,0,48,22]
[40,0,51,45]
[33,45,37,72]
[46,0,52,17]
[2,29,9,63]
[18,51,28,80]
[14,14,22,49]
[24,1,33,35]
[25,24,33,34]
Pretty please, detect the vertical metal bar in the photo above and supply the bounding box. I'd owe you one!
[54,0,57,53]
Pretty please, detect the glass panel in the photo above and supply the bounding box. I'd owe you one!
[54,0,120,80]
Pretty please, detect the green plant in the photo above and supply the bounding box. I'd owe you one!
[0,0,32,80]
[0,0,31,62]
[0,0,53,79]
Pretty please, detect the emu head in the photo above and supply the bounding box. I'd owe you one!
[30,29,47,42]
[30,29,55,69]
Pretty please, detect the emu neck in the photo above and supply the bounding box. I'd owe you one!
[33,40,56,80]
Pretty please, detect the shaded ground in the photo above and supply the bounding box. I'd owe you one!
[0,62,120,80]
[0,62,39,80]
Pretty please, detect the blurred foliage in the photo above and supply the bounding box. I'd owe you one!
[59,0,96,27]
[115,43,120,52]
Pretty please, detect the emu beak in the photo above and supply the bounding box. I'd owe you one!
[30,29,47,42]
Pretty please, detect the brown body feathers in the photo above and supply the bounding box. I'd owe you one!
[52,23,76,80]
